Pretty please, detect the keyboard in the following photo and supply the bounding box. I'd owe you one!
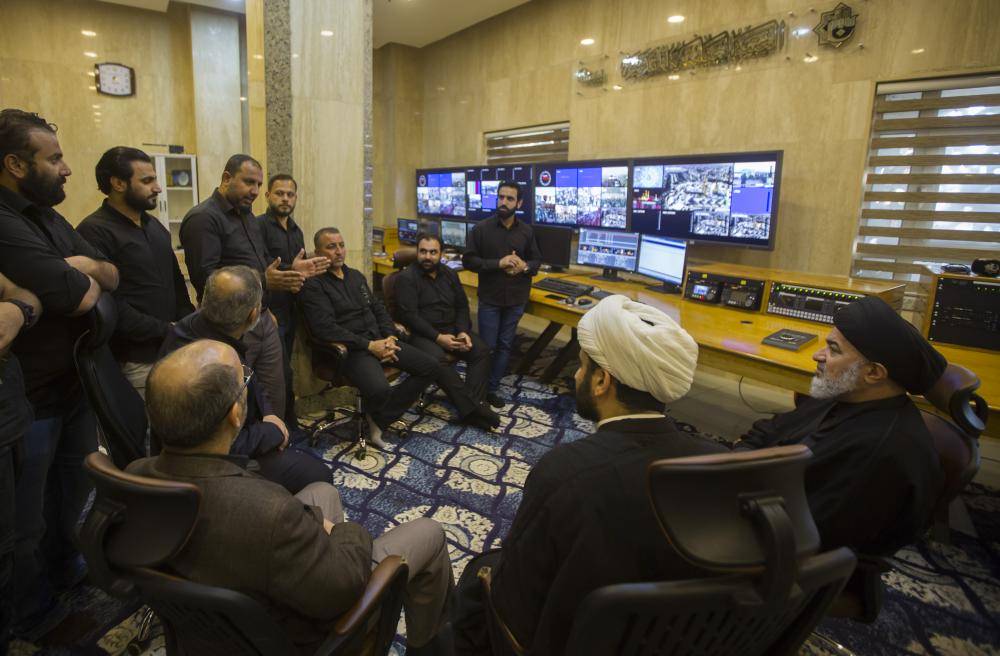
[445,260,464,271]
[590,289,612,300]
[533,278,594,297]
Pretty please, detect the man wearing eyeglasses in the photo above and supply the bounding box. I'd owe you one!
[162,265,330,494]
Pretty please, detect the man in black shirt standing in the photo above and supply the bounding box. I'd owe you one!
[0,273,41,653]
[181,155,310,421]
[78,146,195,398]
[257,173,329,426]
[396,233,491,405]
[299,228,499,449]
[0,109,119,640]
[463,181,540,408]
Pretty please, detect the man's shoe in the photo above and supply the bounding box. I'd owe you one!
[475,404,502,428]
[486,392,505,409]
[462,413,495,431]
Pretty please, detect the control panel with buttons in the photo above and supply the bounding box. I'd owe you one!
[766,282,865,324]
[685,271,764,311]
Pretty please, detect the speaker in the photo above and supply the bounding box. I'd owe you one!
[971,258,1000,277]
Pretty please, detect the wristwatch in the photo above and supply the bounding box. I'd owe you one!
[3,299,36,329]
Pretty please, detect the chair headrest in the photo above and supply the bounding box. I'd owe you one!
[924,364,986,436]
[648,445,819,572]
[84,452,201,567]
[81,292,119,349]
[393,248,417,269]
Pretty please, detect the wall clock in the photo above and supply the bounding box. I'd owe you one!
[95,63,135,97]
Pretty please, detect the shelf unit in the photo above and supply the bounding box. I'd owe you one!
[150,154,199,250]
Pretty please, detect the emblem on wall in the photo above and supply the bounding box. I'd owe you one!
[813,3,858,48]
[574,66,607,87]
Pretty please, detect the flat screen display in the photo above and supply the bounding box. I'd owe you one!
[576,229,639,272]
[398,218,420,245]
[441,219,467,249]
[534,160,629,230]
[466,165,533,221]
[533,224,573,268]
[416,169,467,217]
[637,235,687,285]
[630,151,781,249]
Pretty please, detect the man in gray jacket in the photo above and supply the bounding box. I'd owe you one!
[127,340,454,655]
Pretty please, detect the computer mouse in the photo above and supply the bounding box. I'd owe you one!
[576,298,592,306]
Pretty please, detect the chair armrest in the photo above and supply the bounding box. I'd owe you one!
[333,555,407,636]
[479,567,527,656]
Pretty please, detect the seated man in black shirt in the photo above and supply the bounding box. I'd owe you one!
[453,295,725,656]
[78,146,195,398]
[395,233,491,406]
[162,265,330,494]
[299,227,500,449]
[735,296,945,556]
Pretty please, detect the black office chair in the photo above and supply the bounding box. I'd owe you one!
[479,445,857,656]
[79,451,409,656]
[73,292,147,468]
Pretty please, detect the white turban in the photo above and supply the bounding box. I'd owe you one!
[577,295,698,404]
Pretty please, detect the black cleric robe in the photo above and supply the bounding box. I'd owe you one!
[736,394,943,556]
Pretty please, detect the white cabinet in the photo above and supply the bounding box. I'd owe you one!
[151,154,199,251]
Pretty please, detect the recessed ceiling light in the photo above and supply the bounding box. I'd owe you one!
[803,54,818,63]
[580,38,595,46]
[252,54,263,60]
[292,53,300,58]
[612,84,623,90]
[88,85,96,90]
[92,104,100,109]
[668,74,680,80]
[239,96,247,102]
[84,51,97,58]
[93,112,101,116]
[320,29,333,37]
[667,15,685,23]
[87,71,96,77]
[793,27,810,37]
[81,29,97,37]
[911,48,925,54]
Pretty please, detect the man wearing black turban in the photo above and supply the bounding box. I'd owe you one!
[736,296,945,556]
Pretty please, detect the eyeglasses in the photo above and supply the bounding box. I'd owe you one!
[213,364,253,427]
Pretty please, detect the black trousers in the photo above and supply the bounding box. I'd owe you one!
[0,440,18,654]
[409,332,491,405]
[255,447,331,495]
[452,550,503,656]
[343,343,440,430]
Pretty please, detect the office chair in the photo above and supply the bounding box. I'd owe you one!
[479,445,856,656]
[79,451,409,656]
[73,292,147,468]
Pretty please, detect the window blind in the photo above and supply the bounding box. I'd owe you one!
[485,122,570,164]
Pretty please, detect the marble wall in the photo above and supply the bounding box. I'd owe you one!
[375,0,1000,276]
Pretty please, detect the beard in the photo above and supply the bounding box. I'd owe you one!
[574,375,600,421]
[809,360,867,399]
[496,205,515,218]
[124,185,157,212]
[419,258,438,271]
[18,164,66,207]
[269,203,293,218]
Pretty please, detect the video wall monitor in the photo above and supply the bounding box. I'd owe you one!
[576,228,639,281]
[416,169,467,218]
[630,151,781,249]
[532,224,573,272]
[533,160,630,230]
[418,219,440,240]
[397,218,420,245]
[637,235,687,294]
[441,219,468,250]
[466,221,476,244]
[466,165,534,221]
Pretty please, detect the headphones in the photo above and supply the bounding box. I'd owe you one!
[972,258,1000,277]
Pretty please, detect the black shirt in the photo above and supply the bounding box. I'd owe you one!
[491,417,726,655]
[737,394,943,555]
[394,262,470,340]
[78,201,195,364]
[256,210,305,327]
[180,189,270,305]
[0,185,110,416]
[298,265,395,352]
[462,215,541,307]
[0,354,33,447]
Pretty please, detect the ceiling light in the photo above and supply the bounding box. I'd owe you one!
[580,38,595,46]
[92,104,100,109]
[668,74,680,80]
[292,53,300,58]
[667,15,685,23]
[84,51,97,58]
[320,29,333,37]
[239,96,247,102]
[252,54,263,60]
[81,29,97,37]
[93,112,101,116]
[612,84,623,90]
[911,48,925,54]
[87,71,95,77]
[88,85,96,90]
[803,54,818,63]
[793,27,810,37]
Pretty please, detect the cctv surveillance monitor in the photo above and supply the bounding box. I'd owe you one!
[397,218,420,245]
[532,224,573,272]
[418,219,440,240]
[441,219,467,250]
[466,165,534,221]
[533,160,630,230]
[637,235,687,293]
[576,228,639,281]
[416,168,467,218]
[630,151,782,249]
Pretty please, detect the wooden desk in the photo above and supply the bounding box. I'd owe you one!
[373,245,998,437]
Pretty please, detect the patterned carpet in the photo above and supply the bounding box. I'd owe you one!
[11,355,1000,655]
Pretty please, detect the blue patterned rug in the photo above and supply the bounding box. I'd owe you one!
[12,355,1000,655]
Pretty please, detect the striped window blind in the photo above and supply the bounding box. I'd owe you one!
[852,73,1000,325]
[485,122,570,165]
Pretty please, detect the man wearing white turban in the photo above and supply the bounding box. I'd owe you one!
[452,295,726,656]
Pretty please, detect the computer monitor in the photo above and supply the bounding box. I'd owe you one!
[637,235,687,293]
[576,228,639,281]
[533,160,630,230]
[397,218,420,245]
[466,165,534,221]
[630,151,782,249]
[416,169,467,218]
[372,227,384,245]
[533,224,573,272]
[441,219,467,250]
[418,219,440,240]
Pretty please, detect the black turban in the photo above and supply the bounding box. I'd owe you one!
[833,296,947,395]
